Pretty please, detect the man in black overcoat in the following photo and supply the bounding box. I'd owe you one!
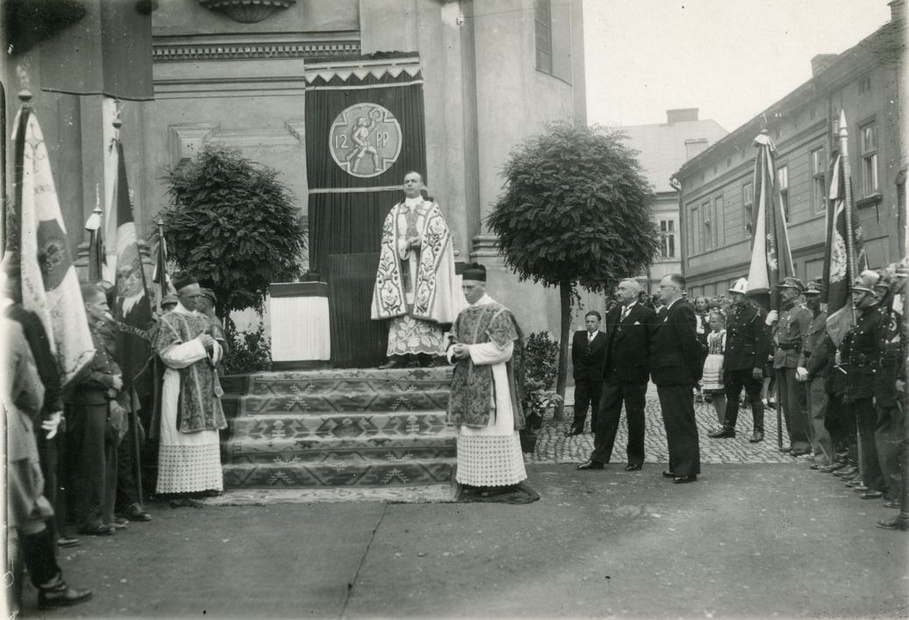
[567,311,607,436]
[650,274,703,483]
[578,279,655,470]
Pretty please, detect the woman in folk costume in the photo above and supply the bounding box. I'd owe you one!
[701,309,728,433]
[371,172,464,368]
[153,273,227,497]
[446,264,538,503]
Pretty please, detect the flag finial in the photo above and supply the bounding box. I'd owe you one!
[838,109,848,138]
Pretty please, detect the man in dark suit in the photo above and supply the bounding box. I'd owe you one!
[650,274,703,483]
[708,277,770,442]
[578,279,655,470]
[567,311,607,436]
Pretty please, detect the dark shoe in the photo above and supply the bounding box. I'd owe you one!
[789,448,811,457]
[38,583,93,609]
[624,463,642,471]
[79,523,114,536]
[884,499,901,509]
[674,475,697,484]
[859,490,884,499]
[565,428,584,437]
[876,517,909,531]
[577,460,604,471]
[378,359,404,370]
[849,485,869,492]
[820,462,846,473]
[56,536,81,548]
[833,466,858,477]
[708,427,736,439]
[122,503,152,522]
[749,431,764,443]
[662,470,676,478]
[808,463,821,470]
[110,517,129,530]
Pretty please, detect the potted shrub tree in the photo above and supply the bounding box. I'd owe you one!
[519,331,562,453]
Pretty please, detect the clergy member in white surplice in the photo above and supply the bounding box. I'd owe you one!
[153,273,227,497]
[446,264,537,503]
[371,171,463,369]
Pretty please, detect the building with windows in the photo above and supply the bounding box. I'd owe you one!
[618,109,727,294]
[673,7,905,299]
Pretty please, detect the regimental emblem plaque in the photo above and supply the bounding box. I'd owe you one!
[329,103,402,178]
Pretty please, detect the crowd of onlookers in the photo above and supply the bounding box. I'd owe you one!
[583,263,907,531]
[3,257,226,612]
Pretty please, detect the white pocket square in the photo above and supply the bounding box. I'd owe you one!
[633,321,641,325]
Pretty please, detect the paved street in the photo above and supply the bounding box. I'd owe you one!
[18,386,908,619]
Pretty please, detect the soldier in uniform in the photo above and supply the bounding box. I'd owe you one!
[797,281,836,467]
[840,270,888,500]
[766,277,812,456]
[708,277,770,442]
[878,263,909,530]
[873,266,907,507]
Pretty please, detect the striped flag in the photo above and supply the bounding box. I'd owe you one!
[12,105,94,387]
[112,140,154,390]
[746,130,795,311]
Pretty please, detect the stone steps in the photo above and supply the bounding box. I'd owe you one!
[227,435,456,464]
[220,367,456,490]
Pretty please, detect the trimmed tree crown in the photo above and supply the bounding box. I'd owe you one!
[159,145,306,316]
[488,122,660,293]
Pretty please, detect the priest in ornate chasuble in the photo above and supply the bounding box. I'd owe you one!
[152,274,227,497]
[371,171,463,368]
[447,264,538,503]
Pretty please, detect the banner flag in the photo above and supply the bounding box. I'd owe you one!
[112,140,154,390]
[746,131,795,311]
[13,105,94,387]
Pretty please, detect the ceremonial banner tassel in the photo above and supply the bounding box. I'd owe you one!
[746,130,796,312]
[824,111,868,347]
[13,98,95,388]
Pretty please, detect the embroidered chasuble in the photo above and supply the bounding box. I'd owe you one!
[447,296,527,487]
[371,198,463,356]
[153,305,226,494]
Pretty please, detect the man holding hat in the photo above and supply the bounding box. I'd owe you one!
[446,263,535,502]
[152,273,227,497]
[709,277,770,442]
[840,270,889,500]
[796,280,836,467]
[765,276,812,456]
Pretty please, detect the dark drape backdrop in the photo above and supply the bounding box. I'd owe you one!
[305,62,426,367]
[306,73,427,275]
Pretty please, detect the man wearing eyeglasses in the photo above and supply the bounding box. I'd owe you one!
[152,273,227,499]
[650,274,703,483]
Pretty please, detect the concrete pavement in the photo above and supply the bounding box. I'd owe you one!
[22,461,908,619]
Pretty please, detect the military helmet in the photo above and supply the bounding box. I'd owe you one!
[727,277,748,295]
[850,269,880,293]
[776,276,805,293]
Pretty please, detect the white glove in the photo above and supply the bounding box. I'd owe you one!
[41,411,63,439]
[765,310,778,325]
[796,367,809,382]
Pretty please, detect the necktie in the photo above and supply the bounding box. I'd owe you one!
[621,305,631,321]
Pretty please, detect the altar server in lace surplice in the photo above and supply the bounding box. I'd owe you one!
[446,264,537,503]
[153,273,226,497]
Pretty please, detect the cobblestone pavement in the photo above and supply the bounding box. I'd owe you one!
[529,384,798,465]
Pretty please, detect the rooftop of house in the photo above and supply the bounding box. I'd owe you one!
[618,109,728,193]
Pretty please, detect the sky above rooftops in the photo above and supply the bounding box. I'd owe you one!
[584,0,893,131]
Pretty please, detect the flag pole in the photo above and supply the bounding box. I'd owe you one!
[114,114,147,506]
[838,110,859,328]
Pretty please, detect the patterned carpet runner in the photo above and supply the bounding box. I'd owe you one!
[221,367,457,490]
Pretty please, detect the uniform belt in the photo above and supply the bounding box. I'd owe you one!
[778,341,801,351]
